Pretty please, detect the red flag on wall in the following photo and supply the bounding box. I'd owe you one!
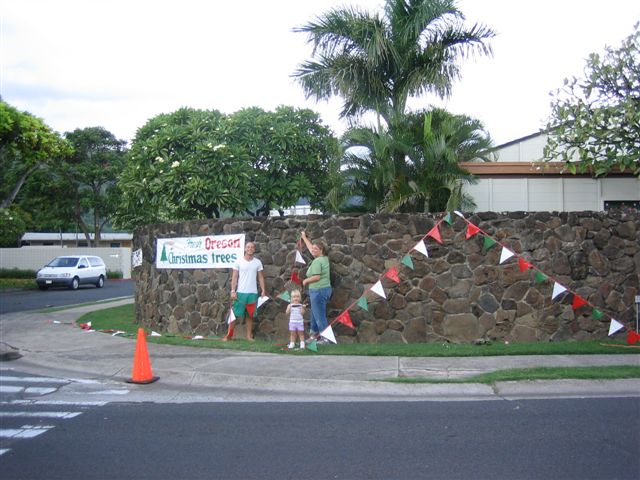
[336,311,354,329]
[385,266,400,283]
[466,223,480,239]
[571,295,588,311]
[290,270,302,286]
[518,258,532,272]
[427,225,442,244]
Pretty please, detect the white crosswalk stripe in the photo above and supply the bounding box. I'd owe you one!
[0,370,107,457]
[0,411,82,419]
[1,425,54,439]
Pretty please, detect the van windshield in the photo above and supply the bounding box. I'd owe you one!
[48,257,79,268]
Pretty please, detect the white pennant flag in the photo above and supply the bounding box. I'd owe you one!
[192,335,204,340]
[453,210,465,218]
[150,331,162,337]
[227,308,236,324]
[499,247,515,264]
[320,325,337,344]
[257,296,270,308]
[551,282,567,300]
[370,280,386,299]
[608,319,624,336]
[295,250,306,264]
[413,240,429,257]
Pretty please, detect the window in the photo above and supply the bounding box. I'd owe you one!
[110,242,121,247]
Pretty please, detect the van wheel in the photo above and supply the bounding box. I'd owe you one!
[96,276,105,288]
[70,277,80,290]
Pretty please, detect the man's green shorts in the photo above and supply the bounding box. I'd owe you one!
[232,292,259,319]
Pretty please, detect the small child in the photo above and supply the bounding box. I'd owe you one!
[286,289,306,349]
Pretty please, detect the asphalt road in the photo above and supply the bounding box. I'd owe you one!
[0,279,134,315]
[1,399,638,479]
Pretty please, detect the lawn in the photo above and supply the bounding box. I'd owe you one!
[74,303,640,382]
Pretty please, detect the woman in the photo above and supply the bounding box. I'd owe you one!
[300,231,332,341]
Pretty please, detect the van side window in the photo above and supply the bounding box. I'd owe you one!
[89,257,103,267]
[78,258,89,268]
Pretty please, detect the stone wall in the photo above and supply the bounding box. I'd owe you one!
[132,211,639,344]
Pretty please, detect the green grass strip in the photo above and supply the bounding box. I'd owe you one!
[384,366,640,384]
[76,303,639,357]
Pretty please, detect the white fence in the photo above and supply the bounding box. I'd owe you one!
[0,247,132,279]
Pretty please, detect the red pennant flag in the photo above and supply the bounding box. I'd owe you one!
[465,223,480,239]
[571,295,588,311]
[290,270,302,286]
[518,258,532,272]
[627,331,640,345]
[336,311,354,329]
[245,302,256,318]
[384,266,400,283]
[427,225,442,244]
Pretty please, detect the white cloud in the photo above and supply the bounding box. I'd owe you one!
[1,0,638,145]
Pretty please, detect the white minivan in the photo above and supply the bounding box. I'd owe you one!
[36,255,107,290]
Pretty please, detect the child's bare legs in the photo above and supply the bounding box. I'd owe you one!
[297,330,306,349]
[288,330,296,348]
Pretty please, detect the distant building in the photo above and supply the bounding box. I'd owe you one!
[269,198,321,217]
[21,232,133,248]
[460,132,639,212]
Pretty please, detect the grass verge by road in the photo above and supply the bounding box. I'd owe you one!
[385,366,640,384]
[76,303,640,382]
[77,303,638,357]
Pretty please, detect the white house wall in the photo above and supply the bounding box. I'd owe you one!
[495,134,547,162]
[464,177,639,212]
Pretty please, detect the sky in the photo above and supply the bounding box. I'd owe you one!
[2,0,639,146]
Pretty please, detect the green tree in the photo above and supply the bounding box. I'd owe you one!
[58,127,127,245]
[114,108,252,228]
[544,23,640,177]
[338,108,493,213]
[0,101,71,208]
[293,0,494,127]
[0,205,29,247]
[385,109,493,212]
[294,0,495,213]
[226,106,341,216]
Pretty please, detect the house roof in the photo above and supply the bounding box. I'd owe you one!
[459,161,636,177]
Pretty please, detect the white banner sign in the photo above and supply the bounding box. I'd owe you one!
[156,234,245,269]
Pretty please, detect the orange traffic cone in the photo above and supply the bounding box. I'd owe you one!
[127,328,159,384]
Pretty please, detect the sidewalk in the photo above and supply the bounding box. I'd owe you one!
[1,298,639,401]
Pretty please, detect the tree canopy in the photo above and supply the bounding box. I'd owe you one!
[61,127,127,245]
[294,0,495,213]
[0,101,71,209]
[334,108,492,213]
[114,106,340,229]
[293,0,494,127]
[544,22,640,177]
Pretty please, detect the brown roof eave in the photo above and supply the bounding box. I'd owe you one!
[459,162,636,177]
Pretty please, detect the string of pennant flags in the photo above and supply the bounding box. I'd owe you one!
[221,212,637,348]
[291,211,639,347]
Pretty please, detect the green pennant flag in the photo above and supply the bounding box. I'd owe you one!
[591,308,603,320]
[444,212,453,225]
[534,271,548,284]
[483,235,496,250]
[278,290,291,302]
[306,340,318,352]
[357,296,369,311]
[401,254,414,270]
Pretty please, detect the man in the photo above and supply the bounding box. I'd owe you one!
[223,242,267,341]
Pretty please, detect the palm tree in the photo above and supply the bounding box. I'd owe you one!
[340,108,494,213]
[293,0,494,128]
[383,108,495,213]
